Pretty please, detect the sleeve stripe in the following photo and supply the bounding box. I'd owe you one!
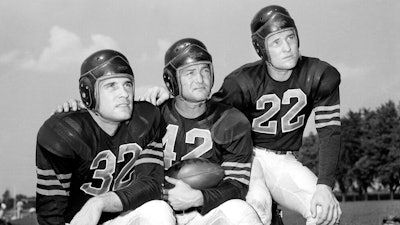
[37,168,72,180]
[37,178,70,189]
[223,177,249,185]
[221,162,251,168]
[134,158,164,167]
[148,142,163,149]
[224,170,251,177]
[37,188,69,196]
[315,112,340,120]
[314,104,340,112]
[315,121,341,128]
[141,149,163,157]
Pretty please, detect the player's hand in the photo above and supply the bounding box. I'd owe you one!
[163,176,204,211]
[310,184,342,225]
[69,197,103,225]
[52,98,85,114]
[137,86,171,106]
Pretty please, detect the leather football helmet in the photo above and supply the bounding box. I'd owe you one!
[163,38,213,96]
[250,5,299,62]
[79,49,134,110]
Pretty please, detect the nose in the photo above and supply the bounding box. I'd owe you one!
[282,40,291,52]
[194,70,204,83]
[119,85,131,98]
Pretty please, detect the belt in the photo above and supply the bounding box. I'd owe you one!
[174,207,200,215]
[256,147,294,155]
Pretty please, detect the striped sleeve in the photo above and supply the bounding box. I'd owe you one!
[36,168,71,197]
[114,118,165,211]
[201,107,253,215]
[221,161,251,186]
[312,65,341,187]
[133,141,164,167]
[36,137,73,225]
[314,104,341,129]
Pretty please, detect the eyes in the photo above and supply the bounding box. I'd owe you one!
[182,66,211,77]
[102,80,133,90]
[268,33,296,47]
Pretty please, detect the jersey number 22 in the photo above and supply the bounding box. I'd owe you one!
[252,89,307,134]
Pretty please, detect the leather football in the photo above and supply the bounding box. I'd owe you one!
[165,158,225,189]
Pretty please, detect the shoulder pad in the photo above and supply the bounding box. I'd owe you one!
[37,113,87,158]
[317,65,341,98]
[211,106,251,144]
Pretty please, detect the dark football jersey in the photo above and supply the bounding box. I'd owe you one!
[36,102,164,225]
[159,99,253,214]
[212,56,341,187]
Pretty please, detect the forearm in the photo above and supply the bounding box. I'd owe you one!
[317,127,341,187]
[200,180,246,215]
[190,190,204,207]
[89,192,123,213]
[115,176,162,211]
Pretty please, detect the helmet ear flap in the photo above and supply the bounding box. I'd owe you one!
[163,69,179,96]
[252,35,264,59]
[252,34,270,62]
[79,76,95,109]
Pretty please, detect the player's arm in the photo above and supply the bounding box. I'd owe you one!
[163,176,205,211]
[69,192,122,225]
[114,141,164,211]
[311,65,342,224]
[137,85,172,106]
[52,86,172,113]
[52,98,85,114]
[36,117,75,225]
[211,75,249,112]
[114,108,165,211]
[313,65,341,187]
[200,109,253,214]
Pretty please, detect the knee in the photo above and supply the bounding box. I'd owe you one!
[246,182,272,209]
[140,200,173,216]
[136,200,175,224]
[218,200,262,224]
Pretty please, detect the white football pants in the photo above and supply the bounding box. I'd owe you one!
[175,199,262,225]
[246,148,319,225]
[103,200,175,225]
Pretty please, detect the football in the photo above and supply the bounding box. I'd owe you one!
[165,158,225,189]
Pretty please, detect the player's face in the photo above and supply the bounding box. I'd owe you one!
[266,29,299,70]
[178,63,212,102]
[97,76,134,122]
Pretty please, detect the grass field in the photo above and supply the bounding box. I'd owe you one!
[282,200,400,225]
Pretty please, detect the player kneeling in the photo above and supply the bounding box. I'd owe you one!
[52,39,264,225]
[157,39,262,225]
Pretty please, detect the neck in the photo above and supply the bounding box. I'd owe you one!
[266,61,293,82]
[88,110,120,136]
[174,97,206,119]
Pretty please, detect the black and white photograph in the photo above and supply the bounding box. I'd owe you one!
[0,1,399,225]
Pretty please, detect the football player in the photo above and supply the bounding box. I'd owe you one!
[54,40,262,225]
[138,5,342,225]
[36,50,173,225]
[213,6,342,225]
[158,38,261,225]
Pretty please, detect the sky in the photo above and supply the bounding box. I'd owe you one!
[0,0,399,197]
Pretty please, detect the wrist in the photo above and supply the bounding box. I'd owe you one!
[87,196,106,211]
[193,190,204,207]
[316,184,333,192]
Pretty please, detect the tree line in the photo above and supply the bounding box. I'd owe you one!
[298,100,400,201]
